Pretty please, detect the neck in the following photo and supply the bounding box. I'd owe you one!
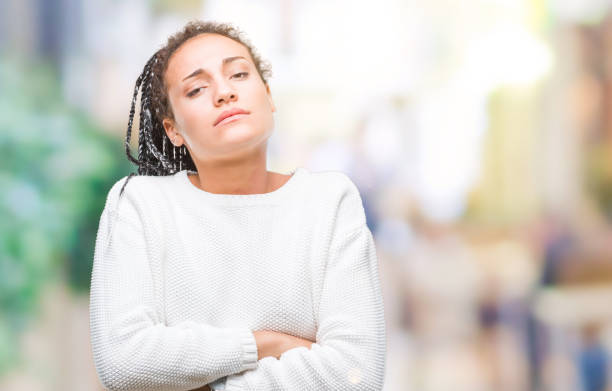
[188,144,272,195]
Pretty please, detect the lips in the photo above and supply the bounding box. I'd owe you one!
[214,108,250,126]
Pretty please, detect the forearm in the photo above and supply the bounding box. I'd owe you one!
[223,340,385,390]
[91,316,258,390]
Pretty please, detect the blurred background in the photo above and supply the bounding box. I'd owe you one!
[1,0,612,390]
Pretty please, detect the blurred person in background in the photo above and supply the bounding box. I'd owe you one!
[88,20,386,391]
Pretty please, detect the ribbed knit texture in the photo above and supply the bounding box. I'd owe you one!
[89,166,386,390]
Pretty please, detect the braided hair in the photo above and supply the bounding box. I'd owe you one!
[119,20,272,197]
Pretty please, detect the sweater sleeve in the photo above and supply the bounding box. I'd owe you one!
[221,223,387,390]
[89,179,258,391]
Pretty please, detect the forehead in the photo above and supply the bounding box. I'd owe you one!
[165,33,251,87]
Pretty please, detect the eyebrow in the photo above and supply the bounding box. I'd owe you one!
[181,56,248,82]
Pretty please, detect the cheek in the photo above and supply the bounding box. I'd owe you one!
[177,100,212,127]
[252,87,273,111]
[259,93,275,121]
[257,96,274,123]
[253,106,274,134]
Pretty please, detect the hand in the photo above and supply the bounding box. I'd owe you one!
[280,332,315,353]
[253,330,314,360]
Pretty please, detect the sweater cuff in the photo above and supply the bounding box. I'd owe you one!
[237,328,258,370]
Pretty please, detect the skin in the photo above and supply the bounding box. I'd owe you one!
[162,33,290,195]
[162,33,314,388]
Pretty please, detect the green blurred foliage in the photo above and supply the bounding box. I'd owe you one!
[0,56,133,374]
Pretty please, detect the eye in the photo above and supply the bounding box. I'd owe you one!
[232,72,248,79]
[187,87,206,97]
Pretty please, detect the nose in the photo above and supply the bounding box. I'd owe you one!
[214,79,237,106]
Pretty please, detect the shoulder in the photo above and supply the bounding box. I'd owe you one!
[303,168,360,196]
[304,168,366,232]
[103,173,176,214]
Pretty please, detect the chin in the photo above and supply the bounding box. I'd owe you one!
[217,125,270,152]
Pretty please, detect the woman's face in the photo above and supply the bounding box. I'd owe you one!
[162,33,275,163]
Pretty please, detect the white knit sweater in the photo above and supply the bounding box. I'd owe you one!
[89,166,386,390]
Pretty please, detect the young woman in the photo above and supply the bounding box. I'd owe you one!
[89,20,386,391]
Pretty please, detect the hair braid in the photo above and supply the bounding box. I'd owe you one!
[137,58,161,175]
[124,71,145,166]
[121,52,170,195]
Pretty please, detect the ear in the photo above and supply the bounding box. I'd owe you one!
[265,83,276,113]
[162,117,184,147]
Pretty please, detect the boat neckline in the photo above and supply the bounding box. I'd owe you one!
[174,167,305,205]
